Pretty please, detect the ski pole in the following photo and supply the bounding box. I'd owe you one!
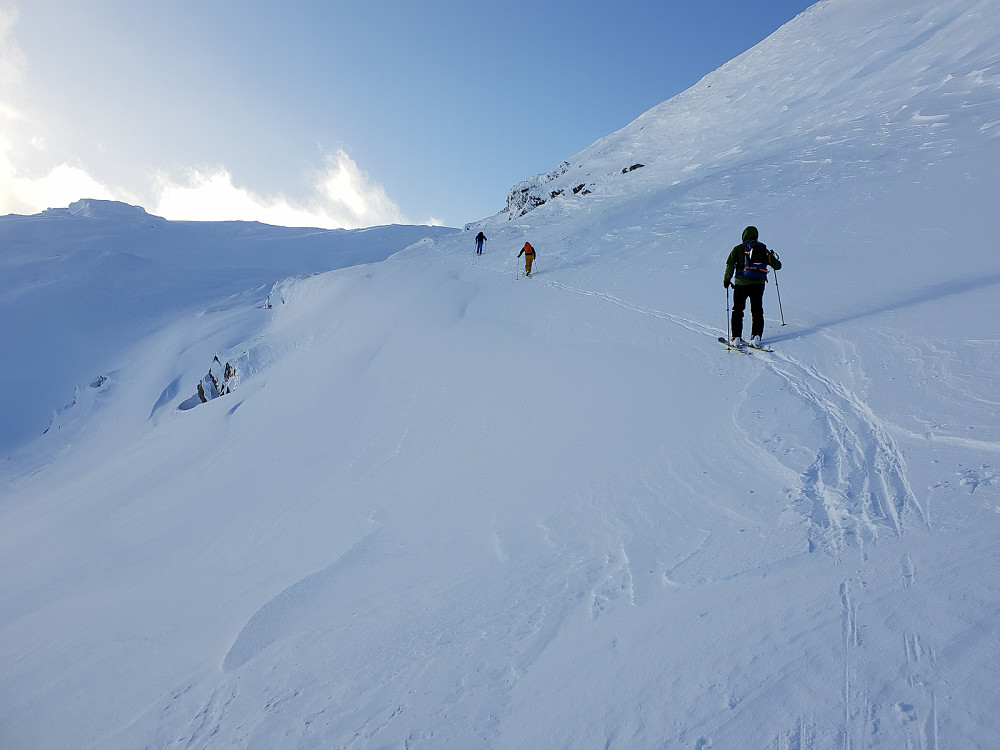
[726,285,731,342]
[773,269,786,326]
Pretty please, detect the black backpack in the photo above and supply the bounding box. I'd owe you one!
[738,241,770,281]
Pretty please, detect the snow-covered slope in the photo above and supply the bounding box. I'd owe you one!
[506,0,1000,224]
[3,0,1000,748]
[0,199,458,456]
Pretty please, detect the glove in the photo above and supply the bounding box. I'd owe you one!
[723,279,731,289]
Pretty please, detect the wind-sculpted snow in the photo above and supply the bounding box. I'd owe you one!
[3,0,1000,748]
[222,530,382,672]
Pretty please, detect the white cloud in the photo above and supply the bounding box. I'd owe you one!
[153,169,314,226]
[313,149,407,227]
[0,141,411,228]
[0,134,117,214]
[152,150,407,229]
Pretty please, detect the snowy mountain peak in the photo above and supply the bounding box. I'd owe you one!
[66,198,161,221]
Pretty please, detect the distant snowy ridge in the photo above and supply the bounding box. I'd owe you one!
[64,198,162,222]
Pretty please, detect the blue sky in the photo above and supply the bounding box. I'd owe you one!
[0,0,817,228]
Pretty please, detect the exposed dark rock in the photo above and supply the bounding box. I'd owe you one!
[197,356,239,403]
[506,162,570,219]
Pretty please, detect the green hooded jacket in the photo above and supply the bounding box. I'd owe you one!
[724,226,782,286]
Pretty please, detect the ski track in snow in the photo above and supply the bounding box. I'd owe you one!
[525,272,927,560]
[488,269,945,748]
[762,350,928,557]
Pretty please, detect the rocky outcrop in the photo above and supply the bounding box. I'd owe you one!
[504,160,643,219]
[197,356,239,403]
[506,162,571,219]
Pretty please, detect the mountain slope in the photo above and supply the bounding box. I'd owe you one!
[2,0,1000,748]
[0,199,458,456]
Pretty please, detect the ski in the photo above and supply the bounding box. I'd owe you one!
[718,336,751,354]
[718,336,774,353]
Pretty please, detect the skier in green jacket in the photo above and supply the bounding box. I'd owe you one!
[723,226,782,348]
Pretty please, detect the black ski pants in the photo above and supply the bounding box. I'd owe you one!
[731,282,765,339]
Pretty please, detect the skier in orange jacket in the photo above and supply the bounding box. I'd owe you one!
[518,241,535,276]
